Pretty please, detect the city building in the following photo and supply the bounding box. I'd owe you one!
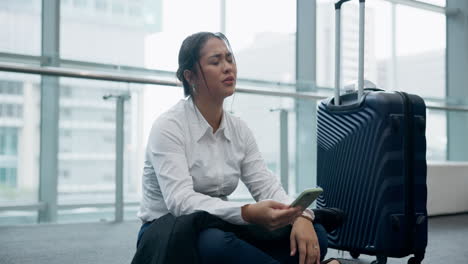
[0,0,162,218]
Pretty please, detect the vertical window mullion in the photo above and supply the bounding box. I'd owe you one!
[38,0,61,223]
[295,0,317,193]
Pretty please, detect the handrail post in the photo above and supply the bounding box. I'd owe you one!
[103,93,131,222]
[280,109,289,193]
[271,108,290,193]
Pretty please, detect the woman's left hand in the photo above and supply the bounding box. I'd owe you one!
[290,216,320,264]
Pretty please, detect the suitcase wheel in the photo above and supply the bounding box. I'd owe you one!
[350,251,360,259]
[370,255,387,264]
[408,257,422,264]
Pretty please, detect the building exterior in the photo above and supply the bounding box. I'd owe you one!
[0,0,162,209]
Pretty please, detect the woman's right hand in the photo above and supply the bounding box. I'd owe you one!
[242,200,302,230]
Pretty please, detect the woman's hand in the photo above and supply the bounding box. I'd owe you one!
[290,217,320,264]
[242,200,301,230]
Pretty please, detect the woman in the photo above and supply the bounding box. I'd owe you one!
[135,32,342,264]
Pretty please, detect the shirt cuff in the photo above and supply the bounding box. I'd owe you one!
[227,202,250,225]
[303,208,315,221]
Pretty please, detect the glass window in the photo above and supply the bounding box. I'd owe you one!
[56,79,121,219]
[0,167,18,186]
[317,0,390,89]
[11,133,18,154]
[73,0,88,8]
[224,93,297,197]
[317,0,447,161]
[0,72,40,205]
[95,0,107,12]
[128,5,142,17]
[55,78,184,222]
[10,169,18,187]
[1,104,17,118]
[139,0,220,72]
[225,0,296,83]
[317,0,445,97]
[426,109,446,161]
[0,0,41,55]
[60,108,72,119]
[394,4,446,160]
[0,131,5,155]
[58,78,124,210]
[17,105,23,118]
[395,4,445,98]
[112,2,125,15]
[0,168,5,184]
[125,83,183,209]
[61,85,73,97]
[6,104,13,117]
[61,0,219,70]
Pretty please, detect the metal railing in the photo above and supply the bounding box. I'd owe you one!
[1,62,467,112]
[1,62,468,223]
[381,0,460,16]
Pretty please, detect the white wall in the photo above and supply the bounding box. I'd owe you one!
[427,162,468,216]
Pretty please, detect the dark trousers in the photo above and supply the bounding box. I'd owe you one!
[137,222,328,264]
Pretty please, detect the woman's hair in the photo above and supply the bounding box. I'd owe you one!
[176,32,234,97]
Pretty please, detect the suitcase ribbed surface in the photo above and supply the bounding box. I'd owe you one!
[316,98,408,255]
[316,92,428,260]
[323,0,428,260]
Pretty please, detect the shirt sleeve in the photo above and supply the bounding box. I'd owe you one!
[147,117,249,225]
[239,120,315,220]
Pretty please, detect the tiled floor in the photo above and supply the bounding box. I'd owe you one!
[0,214,466,264]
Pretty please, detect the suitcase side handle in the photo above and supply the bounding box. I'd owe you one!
[334,0,366,106]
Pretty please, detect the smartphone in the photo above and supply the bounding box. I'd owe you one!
[290,187,324,210]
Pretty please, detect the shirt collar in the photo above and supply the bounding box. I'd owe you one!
[187,97,232,142]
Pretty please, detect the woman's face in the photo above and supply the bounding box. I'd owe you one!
[193,37,237,101]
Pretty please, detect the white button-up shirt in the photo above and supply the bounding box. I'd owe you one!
[137,97,303,225]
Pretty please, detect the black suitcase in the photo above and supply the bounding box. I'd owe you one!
[316,1,428,264]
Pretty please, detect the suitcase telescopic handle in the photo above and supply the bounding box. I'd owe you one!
[334,0,366,106]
